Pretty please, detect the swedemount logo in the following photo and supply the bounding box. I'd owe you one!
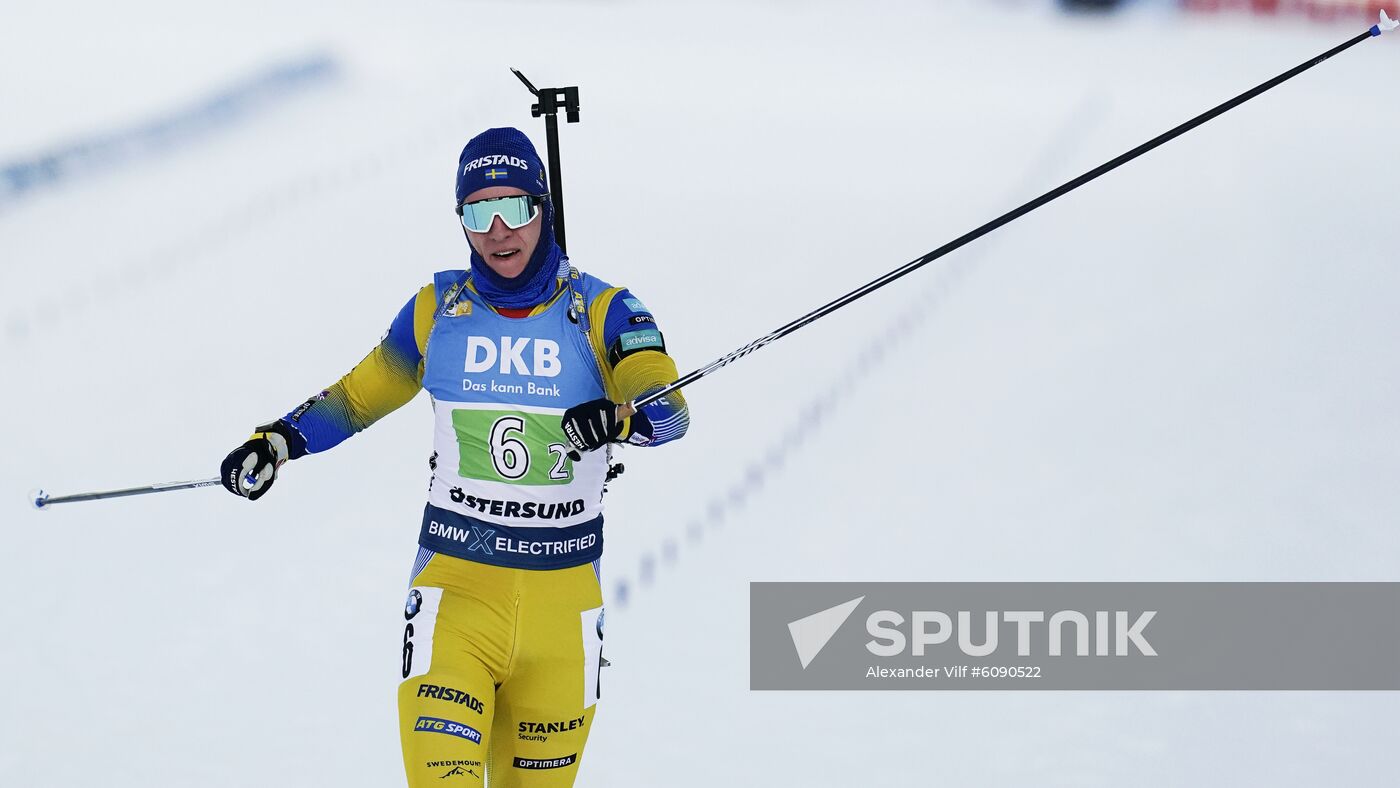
[787,596,864,669]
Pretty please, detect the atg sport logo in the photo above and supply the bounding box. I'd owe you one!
[786,595,1157,669]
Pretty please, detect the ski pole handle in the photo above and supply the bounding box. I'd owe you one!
[564,401,637,461]
[617,401,637,421]
[31,477,222,510]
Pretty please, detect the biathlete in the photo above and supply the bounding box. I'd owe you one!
[220,127,690,786]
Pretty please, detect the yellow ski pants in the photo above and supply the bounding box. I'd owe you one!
[398,552,604,786]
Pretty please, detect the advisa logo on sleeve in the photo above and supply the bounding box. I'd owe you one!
[620,329,662,351]
[607,328,665,366]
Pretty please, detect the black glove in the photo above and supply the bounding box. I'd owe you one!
[561,398,626,454]
[220,422,295,500]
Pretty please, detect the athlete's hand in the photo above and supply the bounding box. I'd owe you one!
[220,423,293,500]
[561,398,626,454]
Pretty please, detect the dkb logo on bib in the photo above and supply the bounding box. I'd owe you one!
[464,336,562,377]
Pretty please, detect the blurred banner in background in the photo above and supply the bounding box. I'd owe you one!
[0,54,338,213]
[1180,0,1396,22]
[1059,0,1396,23]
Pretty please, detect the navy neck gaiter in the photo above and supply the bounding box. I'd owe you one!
[468,198,566,309]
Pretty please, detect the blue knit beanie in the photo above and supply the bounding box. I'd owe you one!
[456,127,549,201]
[455,127,564,308]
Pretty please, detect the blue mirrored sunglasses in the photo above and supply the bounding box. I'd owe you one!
[456,194,546,233]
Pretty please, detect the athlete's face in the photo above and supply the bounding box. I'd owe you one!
[462,185,542,280]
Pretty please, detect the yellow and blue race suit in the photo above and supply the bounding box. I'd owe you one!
[278,267,688,786]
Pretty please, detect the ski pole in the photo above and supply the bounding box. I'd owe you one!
[31,477,222,510]
[626,11,1399,414]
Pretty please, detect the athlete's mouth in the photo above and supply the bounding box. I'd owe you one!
[491,249,521,259]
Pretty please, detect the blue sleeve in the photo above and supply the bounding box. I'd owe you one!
[601,289,652,344]
[599,289,689,446]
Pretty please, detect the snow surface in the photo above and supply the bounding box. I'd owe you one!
[3,1,1399,785]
